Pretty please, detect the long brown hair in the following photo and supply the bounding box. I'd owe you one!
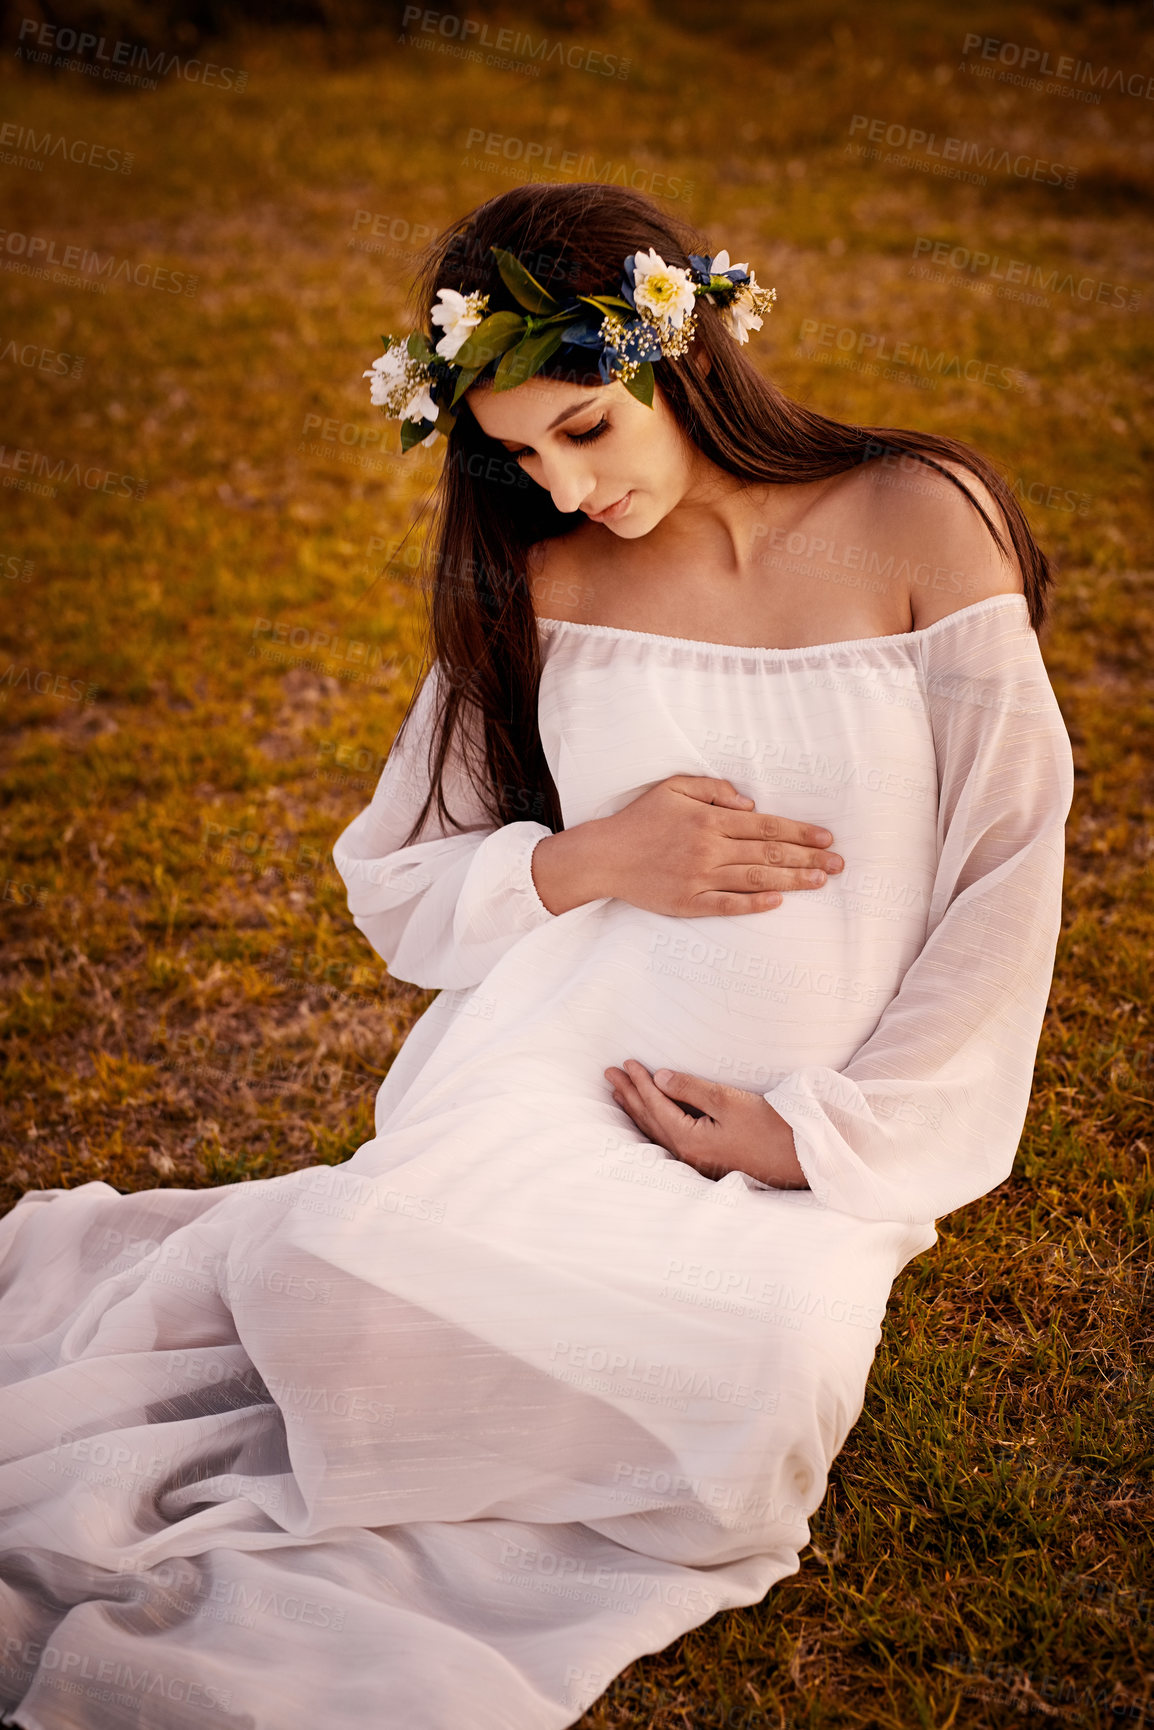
[389,183,1052,845]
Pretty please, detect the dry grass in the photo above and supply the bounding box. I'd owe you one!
[1,1,1151,1724]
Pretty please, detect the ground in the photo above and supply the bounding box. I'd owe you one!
[0,3,1151,1725]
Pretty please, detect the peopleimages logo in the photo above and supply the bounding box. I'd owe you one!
[909,237,1141,312]
[0,663,96,704]
[846,114,1076,189]
[0,1643,235,1711]
[0,339,85,378]
[0,230,198,297]
[0,122,133,174]
[961,33,1154,102]
[15,19,249,91]
[461,130,693,202]
[796,318,1028,393]
[399,7,630,78]
[0,444,146,501]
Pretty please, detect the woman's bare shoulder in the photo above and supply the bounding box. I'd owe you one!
[527,523,607,623]
[847,454,1025,629]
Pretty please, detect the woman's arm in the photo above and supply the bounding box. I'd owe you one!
[760,597,1074,1225]
[332,662,559,990]
[529,820,614,915]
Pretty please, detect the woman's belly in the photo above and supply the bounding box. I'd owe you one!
[349,795,942,1289]
[562,887,927,1090]
[377,816,937,1142]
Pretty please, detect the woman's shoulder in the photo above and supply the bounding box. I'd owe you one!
[527,523,607,623]
[845,455,1025,630]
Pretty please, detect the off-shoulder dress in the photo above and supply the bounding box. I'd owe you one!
[0,594,1072,1730]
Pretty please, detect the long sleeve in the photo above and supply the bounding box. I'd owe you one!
[762,598,1074,1225]
[332,661,556,990]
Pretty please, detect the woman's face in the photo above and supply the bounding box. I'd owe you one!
[466,375,698,538]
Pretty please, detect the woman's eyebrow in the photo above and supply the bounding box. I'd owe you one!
[490,400,600,450]
[487,400,601,449]
[545,400,600,431]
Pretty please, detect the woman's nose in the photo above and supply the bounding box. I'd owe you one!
[538,455,596,517]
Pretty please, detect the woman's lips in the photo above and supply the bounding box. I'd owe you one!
[586,491,632,524]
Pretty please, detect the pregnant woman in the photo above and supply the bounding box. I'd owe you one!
[0,184,1073,1730]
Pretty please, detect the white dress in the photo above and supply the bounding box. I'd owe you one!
[0,594,1072,1730]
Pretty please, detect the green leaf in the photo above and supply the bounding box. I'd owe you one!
[450,311,526,371]
[576,294,633,315]
[622,362,655,409]
[450,364,483,407]
[491,325,567,392]
[400,417,434,451]
[490,246,562,314]
[434,405,457,436]
[406,332,433,362]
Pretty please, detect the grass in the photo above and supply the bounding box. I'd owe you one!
[1,1,1152,1723]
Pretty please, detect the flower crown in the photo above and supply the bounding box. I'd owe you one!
[364,244,776,451]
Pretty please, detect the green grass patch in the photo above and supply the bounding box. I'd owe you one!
[1,5,1151,1724]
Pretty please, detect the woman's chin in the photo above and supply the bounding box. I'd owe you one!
[605,503,655,538]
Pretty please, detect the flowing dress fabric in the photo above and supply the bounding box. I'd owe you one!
[0,596,1072,1730]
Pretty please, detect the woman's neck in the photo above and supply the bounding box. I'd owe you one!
[634,462,845,584]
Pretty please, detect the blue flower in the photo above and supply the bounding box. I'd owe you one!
[689,249,750,289]
[561,320,603,349]
[711,249,750,286]
[620,253,638,310]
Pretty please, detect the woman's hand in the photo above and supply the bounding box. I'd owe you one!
[595,775,842,918]
[603,1058,810,1190]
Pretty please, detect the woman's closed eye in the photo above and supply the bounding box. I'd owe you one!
[568,418,609,445]
[510,418,610,461]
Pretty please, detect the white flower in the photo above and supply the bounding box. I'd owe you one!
[720,288,763,344]
[430,287,488,360]
[718,273,775,344]
[363,345,411,407]
[402,382,439,425]
[364,345,439,424]
[710,249,750,276]
[631,248,696,332]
